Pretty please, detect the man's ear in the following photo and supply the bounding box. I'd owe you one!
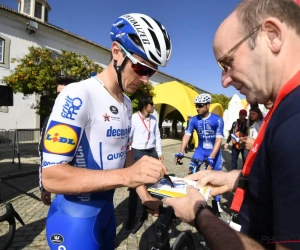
[262,18,284,54]
[111,42,122,61]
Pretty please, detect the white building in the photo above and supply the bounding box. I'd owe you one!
[0,0,200,130]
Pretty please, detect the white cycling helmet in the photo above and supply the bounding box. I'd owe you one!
[110,13,172,67]
[194,93,211,104]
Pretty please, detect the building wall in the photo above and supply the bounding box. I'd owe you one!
[0,8,176,130]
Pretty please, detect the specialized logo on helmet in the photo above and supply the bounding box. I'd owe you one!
[44,121,81,156]
[123,14,150,45]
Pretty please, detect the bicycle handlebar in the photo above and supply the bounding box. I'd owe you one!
[0,203,25,250]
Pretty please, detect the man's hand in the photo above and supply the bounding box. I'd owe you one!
[166,186,206,225]
[174,152,184,164]
[184,170,241,197]
[142,196,163,216]
[41,191,52,205]
[239,137,255,150]
[224,143,229,150]
[125,155,167,188]
[158,155,164,162]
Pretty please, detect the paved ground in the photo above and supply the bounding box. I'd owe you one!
[0,139,243,250]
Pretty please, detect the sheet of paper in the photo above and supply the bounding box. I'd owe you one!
[147,176,211,200]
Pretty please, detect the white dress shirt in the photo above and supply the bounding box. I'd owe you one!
[130,112,162,155]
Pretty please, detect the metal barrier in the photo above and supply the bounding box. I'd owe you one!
[0,128,41,169]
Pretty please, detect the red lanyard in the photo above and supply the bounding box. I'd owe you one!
[231,71,300,212]
[138,112,151,141]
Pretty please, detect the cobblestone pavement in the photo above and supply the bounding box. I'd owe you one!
[0,139,242,250]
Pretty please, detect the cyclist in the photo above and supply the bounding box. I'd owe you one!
[175,93,224,210]
[42,13,172,250]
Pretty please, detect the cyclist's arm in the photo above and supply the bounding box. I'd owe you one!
[180,118,194,152]
[209,138,222,158]
[210,117,224,158]
[197,209,265,250]
[180,134,191,153]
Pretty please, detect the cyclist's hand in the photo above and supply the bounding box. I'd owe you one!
[41,191,52,205]
[207,156,215,169]
[142,197,163,217]
[184,170,241,196]
[174,152,184,164]
[166,186,206,226]
[125,155,168,188]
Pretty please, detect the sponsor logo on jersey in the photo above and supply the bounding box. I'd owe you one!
[110,105,118,114]
[106,126,131,139]
[43,160,68,167]
[61,95,83,120]
[44,121,81,156]
[107,144,127,161]
[103,113,110,122]
[50,234,64,244]
[74,146,86,168]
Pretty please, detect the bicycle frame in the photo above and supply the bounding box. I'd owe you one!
[132,206,197,250]
[0,203,25,250]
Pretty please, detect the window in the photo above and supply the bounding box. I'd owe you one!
[45,8,48,22]
[0,35,11,69]
[34,1,42,19]
[0,39,4,64]
[23,0,31,15]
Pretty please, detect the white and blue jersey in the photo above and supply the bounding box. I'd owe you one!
[42,77,132,249]
[185,113,224,150]
[186,113,224,202]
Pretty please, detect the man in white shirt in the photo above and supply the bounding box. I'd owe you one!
[125,95,163,229]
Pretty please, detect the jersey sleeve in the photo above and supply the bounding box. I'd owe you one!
[270,112,300,246]
[185,117,195,136]
[42,83,91,168]
[215,116,224,138]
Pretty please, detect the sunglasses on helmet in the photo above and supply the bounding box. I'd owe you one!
[118,43,157,78]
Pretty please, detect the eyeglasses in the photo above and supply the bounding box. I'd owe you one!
[217,24,262,71]
[195,103,207,108]
[118,43,157,77]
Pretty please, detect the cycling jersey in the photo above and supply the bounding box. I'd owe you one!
[185,113,224,150]
[185,113,224,202]
[42,77,132,250]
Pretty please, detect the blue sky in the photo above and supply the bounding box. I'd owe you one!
[1,0,243,98]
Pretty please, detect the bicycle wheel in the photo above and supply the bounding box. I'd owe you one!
[171,231,197,250]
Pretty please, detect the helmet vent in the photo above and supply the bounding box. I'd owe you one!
[148,29,161,56]
[140,17,153,29]
[149,51,160,65]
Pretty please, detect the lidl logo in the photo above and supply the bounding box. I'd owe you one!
[44,120,81,156]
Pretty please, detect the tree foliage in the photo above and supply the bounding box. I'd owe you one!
[211,94,230,110]
[2,46,102,115]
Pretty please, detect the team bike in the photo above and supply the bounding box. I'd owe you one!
[0,203,25,250]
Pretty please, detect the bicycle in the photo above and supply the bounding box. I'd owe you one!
[131,205,208,250]
[0,203,25,250]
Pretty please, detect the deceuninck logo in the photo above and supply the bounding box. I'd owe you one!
[44,120,81,156]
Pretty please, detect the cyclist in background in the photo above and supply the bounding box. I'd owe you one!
[175,93,224,210]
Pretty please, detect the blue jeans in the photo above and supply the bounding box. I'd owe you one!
[127,148,158,217]
[231,147,245,170]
